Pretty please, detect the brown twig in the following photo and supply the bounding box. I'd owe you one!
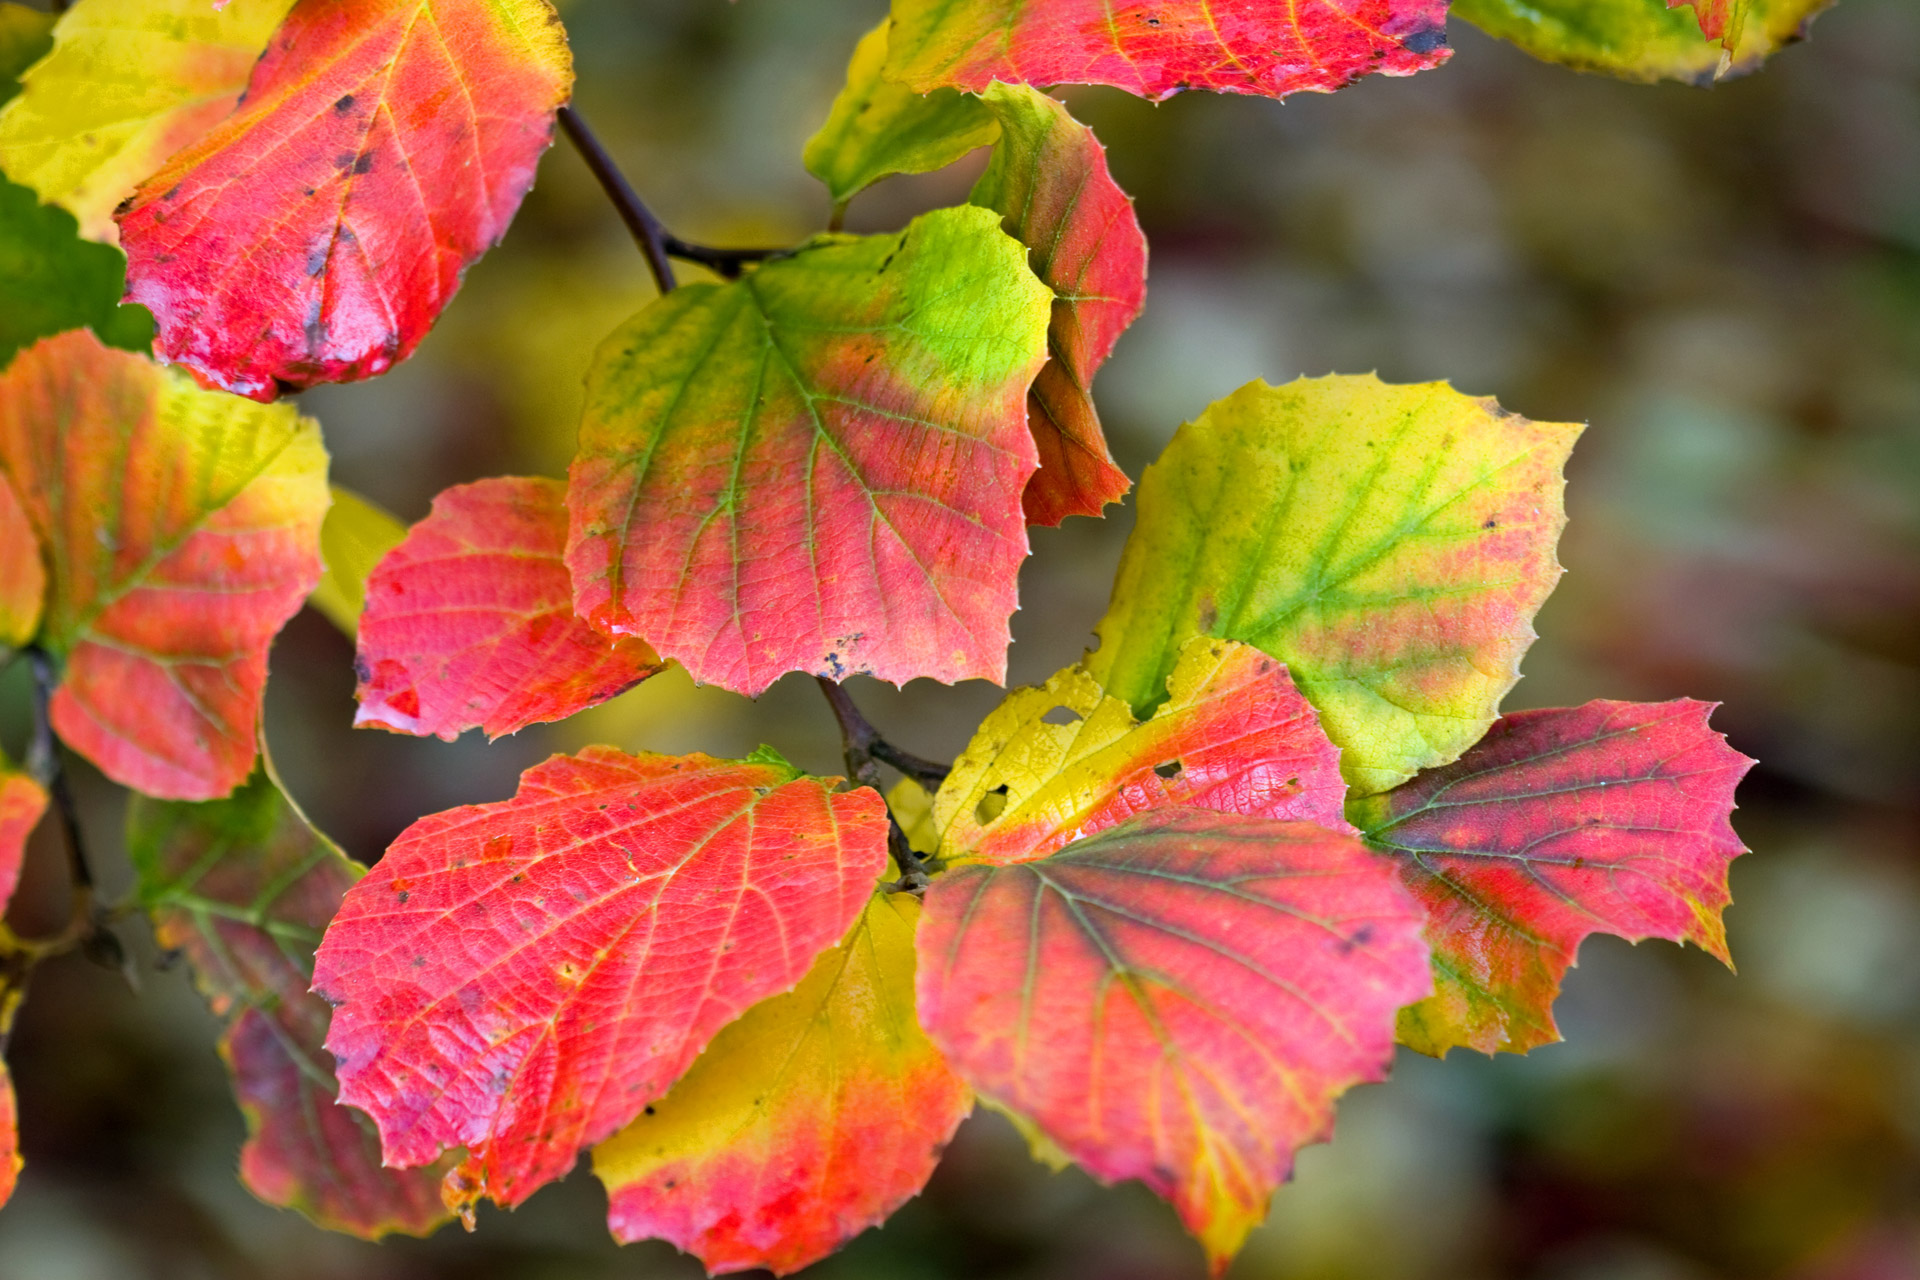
[558,106,787,288]
[815,677,945,892]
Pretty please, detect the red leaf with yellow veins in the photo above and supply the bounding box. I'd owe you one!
[884,0,1452,102]
[936,637,1349,867]
[1349,700,1755,1057]
[312,747,890,1213]
[972,85,1142,526]
[116,0,573,400]
[594,892,970,1275]
[917,808,1431,1271]
[0,765,47,1211]
[126,762,450,1238]
[354,476,663,741]
[0,469,42,653]
[566,206,1052,696]
[0,331,329,800]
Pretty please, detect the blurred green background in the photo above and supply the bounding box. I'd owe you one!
[3,0,1920,1276]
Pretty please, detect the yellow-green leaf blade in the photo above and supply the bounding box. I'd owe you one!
[1089,375,1581,797]
[310,485,405,639]
[1454,0,1832,84]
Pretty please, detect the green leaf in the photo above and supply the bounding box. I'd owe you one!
[1087,375,1581,797]
[0,178,152,367]
[804,20,998,215]
[1455,0,1833,83]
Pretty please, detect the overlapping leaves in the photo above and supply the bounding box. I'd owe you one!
[312,747,889,1215]
[126,757,449,1236]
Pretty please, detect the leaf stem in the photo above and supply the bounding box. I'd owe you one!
[26,650,90,897]
[814,677,947,891]
[557,106,787,288]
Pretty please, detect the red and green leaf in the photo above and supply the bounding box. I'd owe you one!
[917,808,1431,1270]
[0,0,293,243]
[1349,699,1755,1056]
[354,476,662,741]
[936,637,1349,866]
[883,0,1452,102]
[116,0,574,400]
[594,891,970,1275]
[972,84,1142,526]
[0,764,47,1212]
[0,468,41,654]
[126,761,450,1237]
[1089,375,1581,797]
[0,331,329,800]
[566,205,1053,696]
[312,747,890,1214]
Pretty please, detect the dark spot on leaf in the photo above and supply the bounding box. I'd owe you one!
[353,152,375,175]
[1154,760,1183,779]
[644,1105,655,1116]
[1401,25,1448,55]
[1483,518,1498,529]
[334,94,356,114]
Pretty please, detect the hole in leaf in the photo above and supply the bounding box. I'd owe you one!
[975,785,1009,825]
[1154,760,1183,780]
[1041,705,1083,726]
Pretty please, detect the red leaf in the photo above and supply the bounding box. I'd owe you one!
[1351,700,1756,1056]
[354,476,663,741]
[0,468,42,651]
[917,809,1431,1270]
[972,85,1143,526]
[127,767,450,1237]
[312,748,890,1212]
[594,892,970,1275]
[117,0,573,401]
[0,331,329,800]
[0,768,47,1211]
[936,638,1351,867]
[884,0,1452,102]
[565,206,1052,696]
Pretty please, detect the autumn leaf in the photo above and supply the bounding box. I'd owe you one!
[971,84,1142,525]
[354,476,662,742]
[310,485,406,638]
[0,330,329,801]
[1351,699,1755,1056]
[803,20,998,216]
[883,0,1452,102]
[116,0,574,400]
[918,808,1431,1270]
[0,468,40,654]
[594,891,970,1275]
[937,637,1350,867]
[566,205,1052,696]
[1454,0,1831,83]
[1088,375,1581,797]
[126,759,450,1237]
[312,747,890,1214]
[0,0,293,244]
[0,762,46,1212]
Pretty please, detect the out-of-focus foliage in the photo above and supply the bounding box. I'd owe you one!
[1,0,1917,1276]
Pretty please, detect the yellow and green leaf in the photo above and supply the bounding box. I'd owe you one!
[1088,375,1581,797]
[1456,0,1833,84]
[310,486,405,639]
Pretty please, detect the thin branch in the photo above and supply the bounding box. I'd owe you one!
[814,677,945,892]
[27,650,90,896]
[558,106,788,286]
[557,105,677,294]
